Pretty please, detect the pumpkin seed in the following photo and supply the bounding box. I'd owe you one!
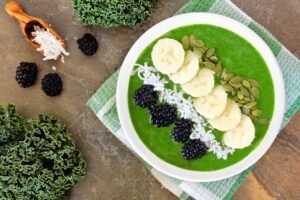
[221,68,227,79]
[258,118,270,125]
[223,84,233,92]
[247,95,253,101]
[193,39,204,48]
[189,35,196,47]
[182,35,190,50]
[230,76,243,83]
[252,109,262,117]
[241,87,250,97]
[249,79,259,88]
[244,101,256,108]
[216,70,222,77]
[202,46,208,51]
[251,87,260,98]
[232,96,239,101]
[249,114,256,120]
[242,107,250,115]
[205,48,215,58]
[244,97,252,102]
[220,80,227,85]
[250,106,257,111]
[214,62,222,73]
[237,91,244,99]
[238,99,247,104]
[229,82,242,88]
[224,73,234,81]
[242,80,251,88]
[199,48,206,54]
[193,47,203,58]
[210,56,218,63]
[237,102,244,107]
[231,90,236,96]
[203,61,215,69]
[199,58,203,66]
[215,68,222,77]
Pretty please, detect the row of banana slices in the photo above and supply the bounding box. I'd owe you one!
[151,38,255,149]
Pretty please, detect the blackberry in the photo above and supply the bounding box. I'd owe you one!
[15,62,38,88]
[77,33,98,56]
[134,85,157,108]
[181,139,208,160]
[149,104,177,127]
[171,118,193,143]
[41,73,63,96]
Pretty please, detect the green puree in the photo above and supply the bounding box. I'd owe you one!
[128,25,275,171]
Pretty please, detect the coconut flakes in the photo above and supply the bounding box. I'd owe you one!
[32,26,69,62]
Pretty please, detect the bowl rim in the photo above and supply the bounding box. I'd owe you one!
[116,12,285,182]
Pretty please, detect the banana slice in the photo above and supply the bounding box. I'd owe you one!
[223,115,255,149]
[151,38,185,75]
[169,51,199,84]
[182,68,215,97]
[193,85,227,119]
[208,99,241,131]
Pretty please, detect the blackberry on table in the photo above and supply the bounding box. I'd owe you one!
[149,104,177,127]
[41,73,63,96]
[134,85,157,108]
[77,33,98,56]
[171,118,193,143]
[181,139,208,160]
[15,62,38,88]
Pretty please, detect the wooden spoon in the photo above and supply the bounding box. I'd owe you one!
[5,1,66,54]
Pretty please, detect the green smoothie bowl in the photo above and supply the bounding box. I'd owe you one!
[116,13,285,182]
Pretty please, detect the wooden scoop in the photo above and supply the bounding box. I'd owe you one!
[5,1,66,53]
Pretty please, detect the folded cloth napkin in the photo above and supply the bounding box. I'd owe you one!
[87,0,300,199]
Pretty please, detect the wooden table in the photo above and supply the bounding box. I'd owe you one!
[0,0,299,199]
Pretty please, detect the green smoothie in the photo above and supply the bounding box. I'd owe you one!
[128,25,274,171]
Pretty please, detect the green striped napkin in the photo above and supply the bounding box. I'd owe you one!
[87,0,300,199]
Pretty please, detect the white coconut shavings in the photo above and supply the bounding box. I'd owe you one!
[132,63,234,159]
[32,26,69,62]
[132,63,168,91]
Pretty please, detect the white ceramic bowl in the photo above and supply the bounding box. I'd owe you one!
[116,13,285,182]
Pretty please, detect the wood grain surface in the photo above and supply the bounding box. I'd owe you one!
[0,0,299,199]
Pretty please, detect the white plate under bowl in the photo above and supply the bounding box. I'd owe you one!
[116,13,285,182]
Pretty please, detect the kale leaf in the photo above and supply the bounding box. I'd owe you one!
[72,0,158,28]
[0,105,86,200]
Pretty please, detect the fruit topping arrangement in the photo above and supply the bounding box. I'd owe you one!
[133,83,208,160]
[132,35,270,160]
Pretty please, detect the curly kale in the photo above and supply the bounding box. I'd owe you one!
[0,104,25,144]
[0,105,86,200]
[72,0,158,28]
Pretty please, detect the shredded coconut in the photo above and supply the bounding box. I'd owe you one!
[32,26,69,63]
[132,63,234,159]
